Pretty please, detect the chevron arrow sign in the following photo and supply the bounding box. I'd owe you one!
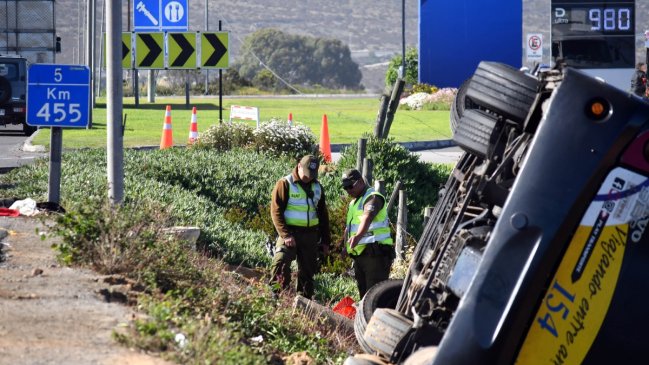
[136,33,164,69]
[201,32,229,69]
[168,32,197,68]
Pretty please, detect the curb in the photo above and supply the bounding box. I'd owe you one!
[21,129,46,153]
[330,139,456,153]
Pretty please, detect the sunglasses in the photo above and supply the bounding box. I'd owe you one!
[342,179,358,190]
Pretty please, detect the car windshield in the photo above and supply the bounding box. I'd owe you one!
[0,63,19,81]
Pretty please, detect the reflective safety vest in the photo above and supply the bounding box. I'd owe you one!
[283,174,322,227]
[346,187,393,256]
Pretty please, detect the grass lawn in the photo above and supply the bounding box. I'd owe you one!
[31,96,452,149]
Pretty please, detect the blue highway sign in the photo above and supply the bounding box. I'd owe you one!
[27,64,90,128]
[134,0,188,31]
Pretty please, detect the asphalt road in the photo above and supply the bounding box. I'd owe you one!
[0,125,45,173]
[331,146,463,164]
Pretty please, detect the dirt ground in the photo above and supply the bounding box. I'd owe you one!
[0,216,173,365]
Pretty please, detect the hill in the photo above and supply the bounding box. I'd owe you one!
[54,0,420,92]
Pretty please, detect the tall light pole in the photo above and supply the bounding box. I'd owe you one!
[401,0,406,78]
[107,0,124,204]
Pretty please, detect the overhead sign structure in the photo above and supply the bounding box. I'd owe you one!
[106,31,229,69]
[167,32,197,68]
[201,32,229,69]
[135,32,164,69]
[134,0,188,32]
[27,64,90,128]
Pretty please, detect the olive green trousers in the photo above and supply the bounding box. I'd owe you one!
[269,228,320,298]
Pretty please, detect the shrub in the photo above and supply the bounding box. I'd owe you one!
[337,135,452,238]
[252,118,317,159]
[196,122,255,151]
[0,148,363,303]
[385,47,419,87]
[410,83,438,94]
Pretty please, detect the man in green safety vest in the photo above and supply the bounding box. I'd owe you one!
[342,169,395,298]
[269,155,331,298]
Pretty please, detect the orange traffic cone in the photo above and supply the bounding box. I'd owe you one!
[188,106,198,144]
[160,105,173,149]
[288,112,293,126]
[319,114,331,163]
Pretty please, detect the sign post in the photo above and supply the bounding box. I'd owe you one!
[27,64,90,203]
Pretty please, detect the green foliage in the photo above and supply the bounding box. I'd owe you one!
[411,83,438,94]
[338,135,452,238]
[196,119,317,161]
[421,102,452,111]
[50,196,348,363]
[196,122,255,151]
[314,272,359,303]
[236,28,363,89]
[50,199,169,274]
[385,47,419,88]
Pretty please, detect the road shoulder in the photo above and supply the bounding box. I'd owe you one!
[0,216,172,365]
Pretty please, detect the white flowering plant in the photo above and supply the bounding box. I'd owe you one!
[399,87,458,111]
[252,118,317,159]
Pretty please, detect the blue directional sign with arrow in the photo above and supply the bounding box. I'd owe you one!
[27,64,90,128]
[134,0,187,31]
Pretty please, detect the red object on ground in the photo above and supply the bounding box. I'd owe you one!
[332,295,356,319]
[0,207,20,217]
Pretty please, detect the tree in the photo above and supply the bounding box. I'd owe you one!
[385,47,419,87]
[235,28,363,90]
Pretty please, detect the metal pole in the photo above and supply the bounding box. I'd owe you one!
[77,0,82,63]
[128,0,138,108]
[218,20,223,123]
[147,70,155,102]
[96,0,105,97]
[204,0,209,95]
[395,190,407,261]
[401,0,406,76]
[47,128,62,204]
[107,0,124,204]
[185,70,190,109]
[86,0,95,127]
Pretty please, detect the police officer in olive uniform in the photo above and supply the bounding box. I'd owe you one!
[342,169,395,298]
[269,155,330,298]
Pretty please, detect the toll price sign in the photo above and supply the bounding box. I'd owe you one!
[27,64,90,128]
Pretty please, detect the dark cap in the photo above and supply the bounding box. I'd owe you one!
[341,168,362,188]
[300,155,319,179]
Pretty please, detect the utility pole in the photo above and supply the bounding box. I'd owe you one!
[86,0,95,127]
[204,0,209,94]
[401,0,406,77]
[106,0,124,204]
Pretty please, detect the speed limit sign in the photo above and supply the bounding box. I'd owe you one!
[27,64,90,128]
